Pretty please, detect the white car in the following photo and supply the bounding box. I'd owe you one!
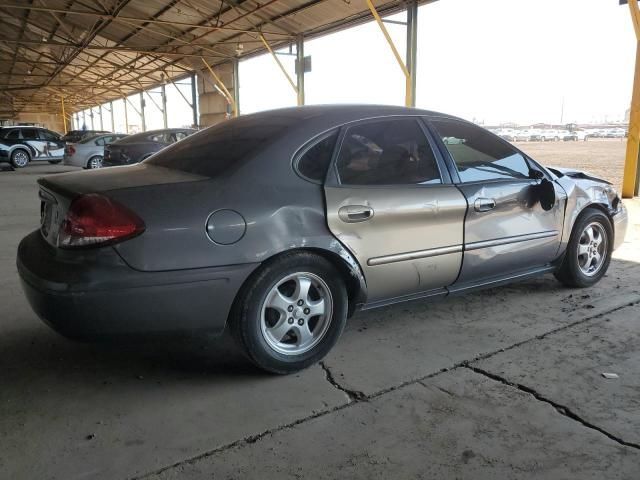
[539,130,561,142]
[563,130,589,141]
[514,129,533,142]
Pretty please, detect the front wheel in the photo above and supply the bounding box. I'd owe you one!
[555,208,613,288]
[230,252,348,374]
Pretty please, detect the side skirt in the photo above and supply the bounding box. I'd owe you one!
[360,265,557,311]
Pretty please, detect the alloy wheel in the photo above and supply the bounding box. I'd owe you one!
[260,272,333,355]
[12,151,28,167]
[88,156,103,169]
[577,222,608,277]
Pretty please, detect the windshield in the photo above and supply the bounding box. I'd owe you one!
[146,114,297,177]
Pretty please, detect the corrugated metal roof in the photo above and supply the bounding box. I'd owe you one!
[0,0,430,118]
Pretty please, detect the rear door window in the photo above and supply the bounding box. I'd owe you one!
[21,129,37,140]
[336,118,442,186]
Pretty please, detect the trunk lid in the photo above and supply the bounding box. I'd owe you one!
[37,163,207,247]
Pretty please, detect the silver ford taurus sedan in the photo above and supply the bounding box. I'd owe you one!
[17,106,628,374]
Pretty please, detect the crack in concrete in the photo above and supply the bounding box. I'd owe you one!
[132,401,355,480]
[134,298,640,479]
[465,364,640,451]
[319,361,366,402]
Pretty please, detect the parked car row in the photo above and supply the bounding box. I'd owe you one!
[491,128,589,142]
[0,126,195,170]
[491,126,627,143]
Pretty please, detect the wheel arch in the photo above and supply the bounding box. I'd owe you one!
[229,245,367,329]
[10,146,32,160]
[86,154,103,168]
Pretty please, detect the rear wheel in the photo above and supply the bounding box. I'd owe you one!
[86,155,103,169]
[10,149,29,168]
[555,208,613,288]
[230,252,348,374]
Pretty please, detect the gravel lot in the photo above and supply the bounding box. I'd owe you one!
[518,138,627,190]
[1,151,639,479]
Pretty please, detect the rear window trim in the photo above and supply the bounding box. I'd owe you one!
[292,129,340,185]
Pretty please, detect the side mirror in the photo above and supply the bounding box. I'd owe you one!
[524,177,556,211]
[537,178,556,211]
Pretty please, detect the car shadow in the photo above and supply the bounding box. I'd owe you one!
[1,259,637,392]
[1,326,261,388]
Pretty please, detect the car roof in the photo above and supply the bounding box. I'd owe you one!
[236,104,456,124]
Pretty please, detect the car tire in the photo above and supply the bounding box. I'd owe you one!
[554,208,613,288]
[541,137,546,142]
[229,251,348,374]
[86,155,103,169]
[48,160,62,164]
[10,149,30,168]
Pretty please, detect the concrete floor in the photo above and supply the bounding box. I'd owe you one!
[1,164,639,480]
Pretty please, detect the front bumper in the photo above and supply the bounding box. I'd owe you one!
[17,230,258,339]
[613,204,629,251]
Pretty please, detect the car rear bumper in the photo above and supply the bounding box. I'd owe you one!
[17,230,258,339]
[62,155,84,167]
[613,204,629,251]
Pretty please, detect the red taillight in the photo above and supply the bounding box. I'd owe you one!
[66,144,76,156]
[58,194,145,248]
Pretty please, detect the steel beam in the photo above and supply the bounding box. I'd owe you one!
[365,0,411,107]
[110,101,115,132]
[260,34,298,99]
[161,83,168,128]
[623,0,640,197]
[140,92,146,132]
[232,58,240,116]
[191,72,198,127]
[201,58,236,117]
[296,35,305,106]
[406,0,418,107]
[124,97,129,133]
[60,95,66,133]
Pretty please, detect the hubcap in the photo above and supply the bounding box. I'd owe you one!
[260,272,333,355]
[89,156,103,169]
[13,151,28,167]
[577,222,607,277]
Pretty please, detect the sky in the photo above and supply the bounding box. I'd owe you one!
[240,0,636,126]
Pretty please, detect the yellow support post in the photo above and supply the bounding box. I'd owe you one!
[623,0,640,198]
[259,34,299,99]
[201,58,237,117]
[366,0,412,107]
[60,96,67,134]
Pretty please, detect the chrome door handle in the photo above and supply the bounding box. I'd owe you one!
[474,198,496,212]
[338,205,374,223]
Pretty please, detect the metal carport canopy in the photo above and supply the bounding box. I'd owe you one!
[0,0,432,117]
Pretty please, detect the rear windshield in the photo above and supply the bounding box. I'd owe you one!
[146,114,296,177]
[78,134,102,144]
